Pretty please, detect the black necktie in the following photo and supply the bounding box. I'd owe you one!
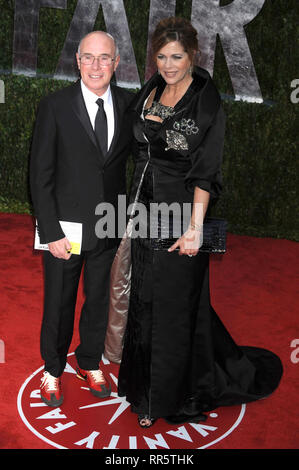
[95,98,108,156]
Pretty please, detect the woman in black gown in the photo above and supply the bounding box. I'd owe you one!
[115,17,283,428]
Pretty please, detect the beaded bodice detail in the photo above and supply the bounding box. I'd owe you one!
[143,100,175,120]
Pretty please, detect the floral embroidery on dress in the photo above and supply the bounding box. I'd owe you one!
[165,130,189,151]
[173,118,199,135]
[165,118,199,151]
[144,101,176,120]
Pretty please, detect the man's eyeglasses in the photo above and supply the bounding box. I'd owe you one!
[79,54,115,66]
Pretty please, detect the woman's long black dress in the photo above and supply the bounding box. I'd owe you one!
[117,67,283,421]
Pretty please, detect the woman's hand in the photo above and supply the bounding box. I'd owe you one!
[167,187,208,257]
[168,226,203,256]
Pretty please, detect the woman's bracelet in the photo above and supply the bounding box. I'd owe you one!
[189,222,203,231]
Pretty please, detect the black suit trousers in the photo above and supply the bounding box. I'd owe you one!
[41,240,117,377]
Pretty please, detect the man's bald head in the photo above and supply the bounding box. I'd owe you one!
[78,31,119,58]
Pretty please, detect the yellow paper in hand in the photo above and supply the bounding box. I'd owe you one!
[70,242,81,255]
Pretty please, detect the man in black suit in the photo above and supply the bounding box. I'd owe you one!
[30,31,133,407]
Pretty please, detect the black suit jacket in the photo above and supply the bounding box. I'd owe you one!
[30,80,134,250]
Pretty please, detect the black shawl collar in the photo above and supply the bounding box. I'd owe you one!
[129,66,221,137]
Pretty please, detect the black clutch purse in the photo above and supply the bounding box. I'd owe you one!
[198,217,227,253]
[151,217,227,254]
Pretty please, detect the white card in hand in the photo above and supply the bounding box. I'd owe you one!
[34,220,82,255]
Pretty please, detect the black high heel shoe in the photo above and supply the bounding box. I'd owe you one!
[138,414,157,428]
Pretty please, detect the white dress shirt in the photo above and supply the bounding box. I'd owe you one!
[80,80,115,151]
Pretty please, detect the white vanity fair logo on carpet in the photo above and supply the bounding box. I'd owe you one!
[17,353,246,450]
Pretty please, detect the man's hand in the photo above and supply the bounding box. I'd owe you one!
[48,237,72,260]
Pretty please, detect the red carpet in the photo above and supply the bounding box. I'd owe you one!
[0,213,298,450]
